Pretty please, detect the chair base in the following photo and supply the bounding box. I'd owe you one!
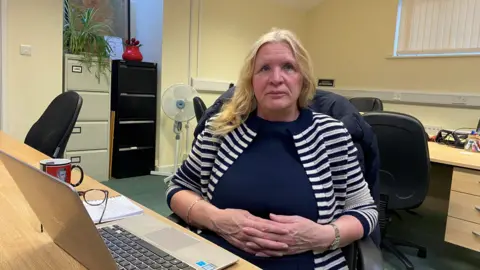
[381,236,427,270]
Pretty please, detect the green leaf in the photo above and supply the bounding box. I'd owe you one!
[63,0,113,83]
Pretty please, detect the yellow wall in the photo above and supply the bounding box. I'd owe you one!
[306,0,480,130]
[159,0,308,168]
[3,0,63,140]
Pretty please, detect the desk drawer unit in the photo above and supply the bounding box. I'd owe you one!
[445,217,480,252]
[446,167,480,251]
[451,167,480,197]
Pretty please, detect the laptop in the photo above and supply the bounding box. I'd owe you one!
[0,150,238,270]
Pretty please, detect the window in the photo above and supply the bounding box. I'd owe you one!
[394,0,480,56]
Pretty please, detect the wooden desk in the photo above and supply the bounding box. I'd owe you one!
[427,142,480,252]
[0,132,258,270]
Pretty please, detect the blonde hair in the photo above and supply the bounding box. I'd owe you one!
[209,28,316,136]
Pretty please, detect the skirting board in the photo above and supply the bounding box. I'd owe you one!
[191,78,480,108]
[151,164,175,177]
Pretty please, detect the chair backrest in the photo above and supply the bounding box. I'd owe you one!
[24,91,83,158]
[193,96,207,122]
[363,111,430,210]
[349,97,383,112]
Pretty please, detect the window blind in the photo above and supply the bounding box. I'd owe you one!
[397,0,480,55]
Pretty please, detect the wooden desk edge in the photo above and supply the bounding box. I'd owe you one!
[82,179,259,270]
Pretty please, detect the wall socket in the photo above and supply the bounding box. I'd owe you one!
[393,92,402,101]
[424,125,442,136]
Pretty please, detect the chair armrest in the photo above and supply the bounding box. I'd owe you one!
[357,237,383,270]
[167,213,187,227]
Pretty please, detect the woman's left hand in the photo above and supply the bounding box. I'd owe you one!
[242,214,336,257]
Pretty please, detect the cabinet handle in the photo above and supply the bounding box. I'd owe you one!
[70,156,81,163]
[473,231,480,237]
[72,127,82,134]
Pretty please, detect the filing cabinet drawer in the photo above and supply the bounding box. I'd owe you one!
[117,95,156,120]
[448,191,480,225]
[452,168,480,197]
[74,91,110,121]
[112,147,155,178]
[65,59,110,92]
[115,121,156,148]
[65,150,109,181]
[445,217,480,252]
[66,122,109,151]
[118,65,157,95]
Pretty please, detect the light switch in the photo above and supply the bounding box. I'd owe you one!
[20,44,32,56]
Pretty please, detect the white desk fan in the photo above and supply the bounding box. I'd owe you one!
[158,84,198,183]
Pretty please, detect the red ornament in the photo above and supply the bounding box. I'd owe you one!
[122,45,143,61]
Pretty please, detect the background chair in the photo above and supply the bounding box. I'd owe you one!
[349,97,383,112]
[24,91,83,158]
[193,96,207,122]
[363,111,430,270]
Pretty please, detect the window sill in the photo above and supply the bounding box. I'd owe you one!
[386,53,480,59]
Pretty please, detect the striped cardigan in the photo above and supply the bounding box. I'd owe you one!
[166,110,378,270]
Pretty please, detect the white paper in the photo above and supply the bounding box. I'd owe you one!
[83,195,144,224]
[104,36,124,60]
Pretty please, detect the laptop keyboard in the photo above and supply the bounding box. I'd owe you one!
[98,225,195,270]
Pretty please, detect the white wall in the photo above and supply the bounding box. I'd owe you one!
[0,0,5,131]
[158,0,309,169]
[3,0,63,140]
[130,0,164,167]
[130,0,163,64]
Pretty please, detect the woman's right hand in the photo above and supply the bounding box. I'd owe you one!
[210,209,290,255]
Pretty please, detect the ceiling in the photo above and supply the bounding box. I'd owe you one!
[271,0,326,10]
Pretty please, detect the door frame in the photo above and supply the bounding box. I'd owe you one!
[0,0,6,131]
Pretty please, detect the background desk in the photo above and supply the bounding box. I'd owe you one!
[0,132,258,270]
[428,142,480,252]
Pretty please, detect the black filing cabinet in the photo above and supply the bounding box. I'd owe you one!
[111,60,158,178]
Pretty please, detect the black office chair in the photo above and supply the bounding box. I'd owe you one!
[363,111,430,270]
[24,91,83,158]
[349,97,383,112]
[193,97,207,123]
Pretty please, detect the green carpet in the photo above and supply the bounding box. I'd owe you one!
[104,175,480,270]
[104,175,172,217]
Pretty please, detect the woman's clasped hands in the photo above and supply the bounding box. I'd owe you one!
[210,209,336,257]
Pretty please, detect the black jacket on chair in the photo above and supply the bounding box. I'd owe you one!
[193,87,381,246]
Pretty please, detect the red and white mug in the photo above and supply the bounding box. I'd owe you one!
[39,159,84,187]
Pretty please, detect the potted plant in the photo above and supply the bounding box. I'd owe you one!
[63,0,113,82]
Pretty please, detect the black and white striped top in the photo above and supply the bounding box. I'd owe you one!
[166,110,378,270]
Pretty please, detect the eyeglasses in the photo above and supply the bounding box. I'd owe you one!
[78,189,110,225]
[40,188,110,233]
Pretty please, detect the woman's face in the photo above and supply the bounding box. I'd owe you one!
[252,42,303,116]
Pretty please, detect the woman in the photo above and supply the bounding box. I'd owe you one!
[166,29,378,270]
